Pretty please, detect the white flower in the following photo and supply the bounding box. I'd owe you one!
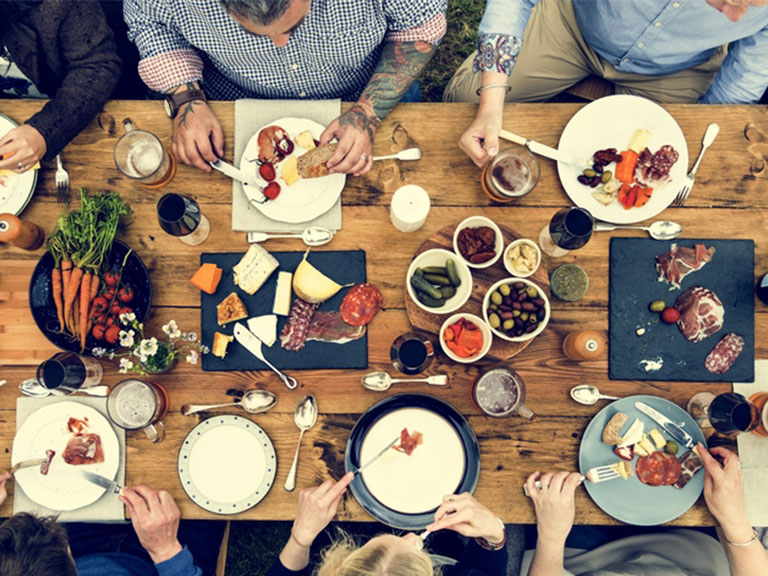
[138,337,158,359]
[188,332,198,342]
[119,329,135,348]
[201,345,210,354]
[162,320,181,339]
[185,350,199,365]
[119,358,134,374]
[119,312,136,325]
[181,332,188,341]
[92,347,106,357]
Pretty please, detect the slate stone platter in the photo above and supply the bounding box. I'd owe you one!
[609,238,754,382]
[201,250,367,372]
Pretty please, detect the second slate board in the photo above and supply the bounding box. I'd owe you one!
[609,238,754,382]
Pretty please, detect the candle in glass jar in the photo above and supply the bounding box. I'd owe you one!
[389,185,430,232]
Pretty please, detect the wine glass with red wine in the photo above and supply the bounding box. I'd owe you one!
[538,207,594,257]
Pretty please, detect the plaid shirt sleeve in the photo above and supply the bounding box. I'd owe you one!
[383,0,447,45]
[124,0,203,93]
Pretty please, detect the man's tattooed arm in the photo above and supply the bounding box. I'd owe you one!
[167,81,207,128]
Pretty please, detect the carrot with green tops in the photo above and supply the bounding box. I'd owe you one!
[51,266,64,331]
[85,270,100,336]
[79,271,92,351]
[66,266,84,333]
[60,258,73,331]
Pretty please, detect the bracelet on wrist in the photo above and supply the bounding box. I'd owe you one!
[476,83,511,96]
[290,529,312,549]
[474,517,506,551]
[723,529,758,548]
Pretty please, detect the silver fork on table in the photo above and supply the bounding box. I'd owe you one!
[521,464,622,496]
[55,154,70,203]
[672,123,719,207]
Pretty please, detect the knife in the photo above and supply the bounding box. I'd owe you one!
[635,401,695,449]
[233,323,298,389]
[77,470,123,495]
[353,437,399,475]
[209,159,267,206]
[499,130,586,167]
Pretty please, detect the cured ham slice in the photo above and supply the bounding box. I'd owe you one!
[393,427,423,456]
[40,449,55,476]
[63,433,104,466]
[306,311,365,344]
[705,332,744,374]
[675,286,724,343]
[635,145,679,187]
[673,450,704,490]
[656,244,715,289]
[280,298,319,352]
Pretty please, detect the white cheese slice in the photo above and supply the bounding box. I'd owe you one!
[639,435,656,455]
[618,419,644,448]
[233,244,279,296]
[247,314,278,347]
[649,428,667,450]
[273,271,293,316]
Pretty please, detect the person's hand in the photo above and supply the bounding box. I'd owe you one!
[426,493,505,543]
[120,485,183,564]
[0,125,46,173]
[291,471,354,547]
[525,471,581,545]
[171,100,224,172]
[0,471,10,506]
[459,108,502,168]
[320,105,379,177]
[697,443,754,542]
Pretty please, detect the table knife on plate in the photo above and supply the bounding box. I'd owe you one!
[77,470,123,495]
[635,401,695,449]
[209,159,266,206]
[233,323,298,389]
[352,437,399,475]
[499,130,586,167]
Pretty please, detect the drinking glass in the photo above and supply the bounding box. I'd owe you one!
[708,392,760,435]
[481,147,540,203]
[538,207,594,258]
[390,332,434,375]
[472,365,534,419]
[107,379,168,443]
[114,119,176,188]
[157,192,210,246]
[36,352,103,394]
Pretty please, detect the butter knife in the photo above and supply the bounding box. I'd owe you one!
[209,159,266,206]
[77,470,123,495]
[233,323,298,389]
[499,130,586,167]
[635,401,695,449]
[353,437,399,475]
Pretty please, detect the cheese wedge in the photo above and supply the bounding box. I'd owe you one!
[618,419,644,448]
[212,332,234,358]
[294,130,316,150]
[233,244,279,295]
[649,428,667,450]
[281,156,300,186]
[216,292,248,326]
[293,250,344,303]
[628,129,651,154]
[191,263,223,294]
[273,271,292,315]
[247,314,278,347]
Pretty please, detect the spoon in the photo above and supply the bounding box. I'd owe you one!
[284,395,318,492]
[592,220,683,240]
[246,226,334,247]
[19,379,109,398]
[372,148,422,162]
[180,389,277,416]
[361,372,448,392]
[570,385,620,406]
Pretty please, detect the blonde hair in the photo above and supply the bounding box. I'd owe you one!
[316,530,435,576]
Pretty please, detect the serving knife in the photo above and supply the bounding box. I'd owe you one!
[77,470,123,495]
[635,401,695,449]
[209,159,266,206]
[352,437,400,475]
[499,130,586,167]
[233,323,298,389]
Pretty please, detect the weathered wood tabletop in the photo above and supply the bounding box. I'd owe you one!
[1,100,766,526]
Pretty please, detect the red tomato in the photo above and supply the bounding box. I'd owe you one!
[118,285,134,303]
[118,306,134,317]
[103,287,116,300]
[111,303,122,316]
[258,162,276,182]
[105,316,116,327]
[104,271,121,286]
[92,296,109,314]
[105,325,120,345]
[661,307,681,324]
[264,182,281,200]
[92,313,107,326]
[92,324,107,340]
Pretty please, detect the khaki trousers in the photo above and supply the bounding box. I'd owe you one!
[444,0,726,104]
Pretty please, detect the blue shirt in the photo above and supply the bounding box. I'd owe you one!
[475,0,768,104]
[75,546,201,576]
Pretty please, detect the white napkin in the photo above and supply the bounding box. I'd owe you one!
[231,99,342,232]
[13,396,126,522]
[734,360,768,526]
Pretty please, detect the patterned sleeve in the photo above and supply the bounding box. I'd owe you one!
[123,0,203,93]
[383,0,447,45]
[473,0,539,75]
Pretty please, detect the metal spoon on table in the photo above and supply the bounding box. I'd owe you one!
[285,395,318,492]
[19,379,109,398]
[246,226,334,247]
[372,148,422,162]
[592,220,683,240]
[570,385,620,406]
[361,372,448,392]
[180,389,277,416]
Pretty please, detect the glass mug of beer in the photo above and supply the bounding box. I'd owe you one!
[107,379,168,443]
[114,119,176,188]
[472,366,534,419]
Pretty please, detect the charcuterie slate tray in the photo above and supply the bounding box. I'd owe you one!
[609,238,754,382]
[201,250,368,372]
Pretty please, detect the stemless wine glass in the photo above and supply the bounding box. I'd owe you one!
[36,352,103,394]
[708,392,760,435]
[157,193,210,246]
[538,207,594,258]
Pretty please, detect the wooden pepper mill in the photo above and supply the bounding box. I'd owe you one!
[563,329,606,361]
[0,213,45,250]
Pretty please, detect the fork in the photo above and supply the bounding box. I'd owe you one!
[9,457,47,476]
[521,464,621,495]
[55,154,70,204]
[672,123,719,207]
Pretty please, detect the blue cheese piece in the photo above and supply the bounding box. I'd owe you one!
[233,244,278,295]
[247,315,278,347]
[273,271,293,316]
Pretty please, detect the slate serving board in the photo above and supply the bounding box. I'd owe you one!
[609,238,754,382]
[201,250,367,372]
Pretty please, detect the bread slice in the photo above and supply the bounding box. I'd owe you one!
[602,412,628,445]
[216,292,248,326]
[297,143,337,178]
[212,332,234,358]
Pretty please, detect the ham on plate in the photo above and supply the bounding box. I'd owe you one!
[62,433,104,466]
[656,244,715,289]
[674,286,724,343]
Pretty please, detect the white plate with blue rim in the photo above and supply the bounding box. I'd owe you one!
[178,414,276,515]
[0,113,38,215]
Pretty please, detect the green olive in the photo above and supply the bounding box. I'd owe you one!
[502,319,514,330]
[529,315,538,324]
[520,311,529,322]
[526,287,538,299]
[491,291,503,305]
[665,440,679,455]
[601,171,612,183]
[649,300,666,313]
[499,283,511,296]
[583,168,597,178]
[488,313,501,328]
[512,309,521,317]
[489,303,498,311]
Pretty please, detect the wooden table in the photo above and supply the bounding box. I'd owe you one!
[2,100,766,526]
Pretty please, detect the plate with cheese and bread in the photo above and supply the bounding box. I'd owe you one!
[239,117,346,224]
[579,395,706,525]
[0,113,38,216]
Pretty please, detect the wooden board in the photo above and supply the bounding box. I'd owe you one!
[405,222,550,361]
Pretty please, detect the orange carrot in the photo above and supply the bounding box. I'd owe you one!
[66,267,84,333]
[80,272,91,351]
[86,271,100,336]
[52,266,65,332]
[61,259,73,331]
[73,296,80,336]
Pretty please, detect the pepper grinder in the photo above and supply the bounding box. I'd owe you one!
[0,212,45,250]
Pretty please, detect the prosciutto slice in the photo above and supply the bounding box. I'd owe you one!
[675,286,724,343]
[656,244,715,289]
[306,311,366,344]
[62,433,104,466]
[393,428,423,456]
[280,298,319,352]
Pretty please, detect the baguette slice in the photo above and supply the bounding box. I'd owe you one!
[297,143,338,178]
[602,412,628,445]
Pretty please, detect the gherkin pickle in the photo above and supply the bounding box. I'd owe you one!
[488,313,501,328]
[499,283,511,296]
[491,291,503,305]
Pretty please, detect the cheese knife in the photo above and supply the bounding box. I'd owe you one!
[635,401,695,449]
[77,470,123,495]
[233,323,298,389]
[209,159,267,206]
[499,130,587,167]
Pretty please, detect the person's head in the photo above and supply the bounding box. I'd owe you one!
[317,531,433,576]
[220,0,310,47]
[0,513,77,576]
[706,0,768,22]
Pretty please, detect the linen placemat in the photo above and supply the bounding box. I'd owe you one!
[734,359,768,526]
[232,99,342,232]
[14,396,126,522]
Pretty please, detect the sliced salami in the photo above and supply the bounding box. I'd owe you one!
[705,332,744,374]
[280,298,319,352]
[340,283,383,327]
[636,453,667,486]
[660,452,682,485]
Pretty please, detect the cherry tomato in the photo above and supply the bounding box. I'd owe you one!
[105,316,116,327]
[111,303,122,316]
[264,182,281,200]
[92,324,107,340]
[92,296,109,314]
[105,324,120,345]
[92,313,107,326]
[118,306,134,317]
[661,307,681,324]
[118,285,134,303]
[259,162,276,182]
[104,271,121,286]
[103,287,116,300]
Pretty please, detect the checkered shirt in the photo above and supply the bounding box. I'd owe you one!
[124,0,446,100]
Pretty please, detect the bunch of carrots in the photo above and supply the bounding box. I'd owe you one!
[45,188,131,351]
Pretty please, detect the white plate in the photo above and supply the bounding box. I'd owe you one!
[240,117,346,224]
[0,114,38,215]
[178,415,276,515]
[557,95,688,224]
[360,407,465,514]
[12,401,120,511]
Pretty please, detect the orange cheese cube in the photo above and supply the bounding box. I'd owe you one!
[191,263,223,294]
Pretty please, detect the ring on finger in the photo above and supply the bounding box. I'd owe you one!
[534,480,548,491]
[359,153,367,162]
[17,161,23,171]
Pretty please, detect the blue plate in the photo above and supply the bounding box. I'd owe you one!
[579,395,706,526]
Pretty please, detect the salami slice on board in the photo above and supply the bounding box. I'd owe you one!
[705,332,744,374]
[340,283,383,327]
[280,298,320,352]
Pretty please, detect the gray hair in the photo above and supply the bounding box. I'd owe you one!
[220,0,296,25]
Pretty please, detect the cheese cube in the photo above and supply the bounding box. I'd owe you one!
[281,156,300,186]
[273,271,293,316]
[294,130,316,150]
[649,429,667,450]
[639,435,656,456]
[633,441,648,457]
[212,332,234,358]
